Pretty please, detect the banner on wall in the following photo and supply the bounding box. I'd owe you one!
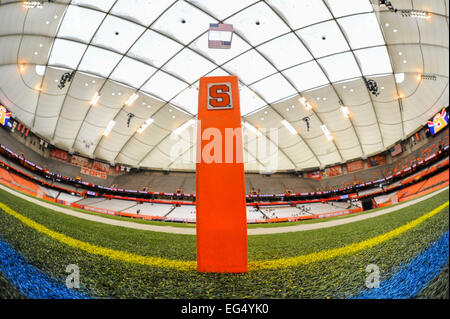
[347,160,364,173]
[390,144,403,157]
[0,104,12,127]
[49,149,68,162]
[80,167,107,180]
[93,161,110,173]
[368,154,387,167]
[427,108,448,135]
[70,155,90,168]
[325,165,342,177]
[307,171,322,180]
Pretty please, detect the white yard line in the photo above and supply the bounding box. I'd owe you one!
[0,183,448,236]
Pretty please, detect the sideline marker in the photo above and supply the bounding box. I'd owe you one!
[196,76,248,273]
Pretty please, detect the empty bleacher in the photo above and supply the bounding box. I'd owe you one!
[57,192,82,203]
[122,202,174,217]
[166,205,196,221]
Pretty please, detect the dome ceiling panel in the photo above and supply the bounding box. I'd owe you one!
[0,0,447,172]
[421,46,449,76]
[58,5,106,43]
[111,0,177,27]
[257,33,312,70]
[0,3,26,36]
[151,0,216,45]
[71,0,116,12]
[225,2,290,47]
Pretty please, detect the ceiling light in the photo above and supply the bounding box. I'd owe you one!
[299,97,313,111]
[90,92,100,106]
[103,120,116,136]
[243,122,262,136]
[137,118,154,134]
[125,93,139,106]
[281,120,297,135]
[395,73,405,83]
[174,119,195,135]
[341,106,350,118]
[35,65,45,76]
[321,125,333,141]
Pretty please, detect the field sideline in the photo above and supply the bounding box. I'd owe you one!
[0,183,448,235]
[0,186,448,298]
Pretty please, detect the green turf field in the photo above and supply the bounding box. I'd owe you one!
[0,187,448,298]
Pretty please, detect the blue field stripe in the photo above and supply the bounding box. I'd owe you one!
[0,236,90,299]
[352,231,449,299]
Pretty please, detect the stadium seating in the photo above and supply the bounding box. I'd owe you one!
[122,203,175,217]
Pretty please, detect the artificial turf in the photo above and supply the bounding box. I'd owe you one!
[415,264,449,299]
[0,188,448,298]
[0,274,24,299]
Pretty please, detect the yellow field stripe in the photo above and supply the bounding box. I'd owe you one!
[249,201,449,270]
[0,202,196,271]
[0,201,448,272]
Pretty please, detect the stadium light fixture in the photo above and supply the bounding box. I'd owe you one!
[321,125,333,141]
[137,118,154,134]
[299,97,313,111]
[340,104,350,118]
[379,0,397,12]
[243,121,262,136]
[23,1,43,9]
[401,9,431,19]
[281,120,297,135]
[174,119,195,135]
[125,93,139,106]
[103,120,116,137]
[90,92,100,106]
